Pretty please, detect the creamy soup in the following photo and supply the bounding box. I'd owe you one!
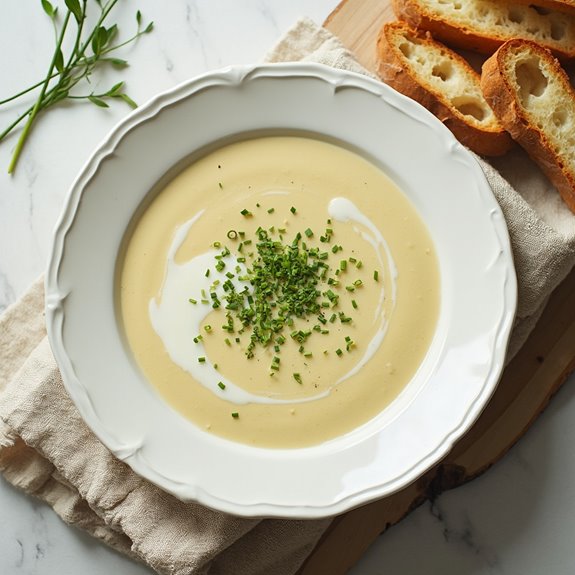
[119,136,439,448]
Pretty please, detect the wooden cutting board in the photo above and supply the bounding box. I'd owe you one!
[298,1,575,573]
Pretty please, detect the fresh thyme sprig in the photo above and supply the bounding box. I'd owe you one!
[0,0,154,174]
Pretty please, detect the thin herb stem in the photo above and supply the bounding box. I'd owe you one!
[1,0,152,173]
[76,0,119,58]
[70,1,87,63]
[8,10,72,174]
[100,29,147,55]
[0,106,35,142]
[0,78,58,107]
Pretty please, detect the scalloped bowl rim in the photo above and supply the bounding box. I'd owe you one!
[45,63,517,518]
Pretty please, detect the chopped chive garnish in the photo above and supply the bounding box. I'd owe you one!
[198,356,206,363]
[204,325,212,332]
[202,205,372,363]
[189,298,197,304]
[218,182,223,189]
[231,412,239,419]
[218,381,226,390]
[336,348,343,357]
[205,269,210,277]
[373,270,379,281]
[293,373,302,384]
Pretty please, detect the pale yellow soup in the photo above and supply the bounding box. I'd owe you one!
[119,136,439,448]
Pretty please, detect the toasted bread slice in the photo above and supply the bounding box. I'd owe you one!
[392,0,575,60]
[512,0,575,15]
[376,21,512,156]
[481,39,575,212]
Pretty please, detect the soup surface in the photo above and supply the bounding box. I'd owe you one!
[119,136,440,448]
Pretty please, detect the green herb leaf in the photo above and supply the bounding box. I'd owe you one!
[106,81,124,96]
[92,25,107,54]
[107,57,129,68]
[88,95,109,108]
[64,0,83,23]
[54,48,64,74]
[116,92,138,109]
[41,0,56,19]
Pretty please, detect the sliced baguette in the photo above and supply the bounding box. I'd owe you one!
[392,0,575,60]
[376,21,512,156]
[481,39,575,212]
[511,0,575,15]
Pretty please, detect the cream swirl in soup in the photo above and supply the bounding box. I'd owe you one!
[119,136,440,448]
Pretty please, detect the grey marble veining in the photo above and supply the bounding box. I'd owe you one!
[351,379,575,575]
[2,1,575,574]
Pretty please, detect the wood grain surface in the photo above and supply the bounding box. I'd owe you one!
[297,1,575,573]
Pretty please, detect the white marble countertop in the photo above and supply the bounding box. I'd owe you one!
[1,1,575,574]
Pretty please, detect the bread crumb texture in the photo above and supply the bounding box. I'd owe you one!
[405,0,575,53]
[392,30,496,126]
[505,44,575,172]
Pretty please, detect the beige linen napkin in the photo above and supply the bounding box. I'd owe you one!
[1,17,574,575]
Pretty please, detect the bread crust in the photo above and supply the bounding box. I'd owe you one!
[376,22,513,156]
[392,0,502,54]
[481,39,575,212]
[392,0,575,61]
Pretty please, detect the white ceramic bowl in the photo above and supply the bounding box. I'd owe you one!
[46,63,517,518]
